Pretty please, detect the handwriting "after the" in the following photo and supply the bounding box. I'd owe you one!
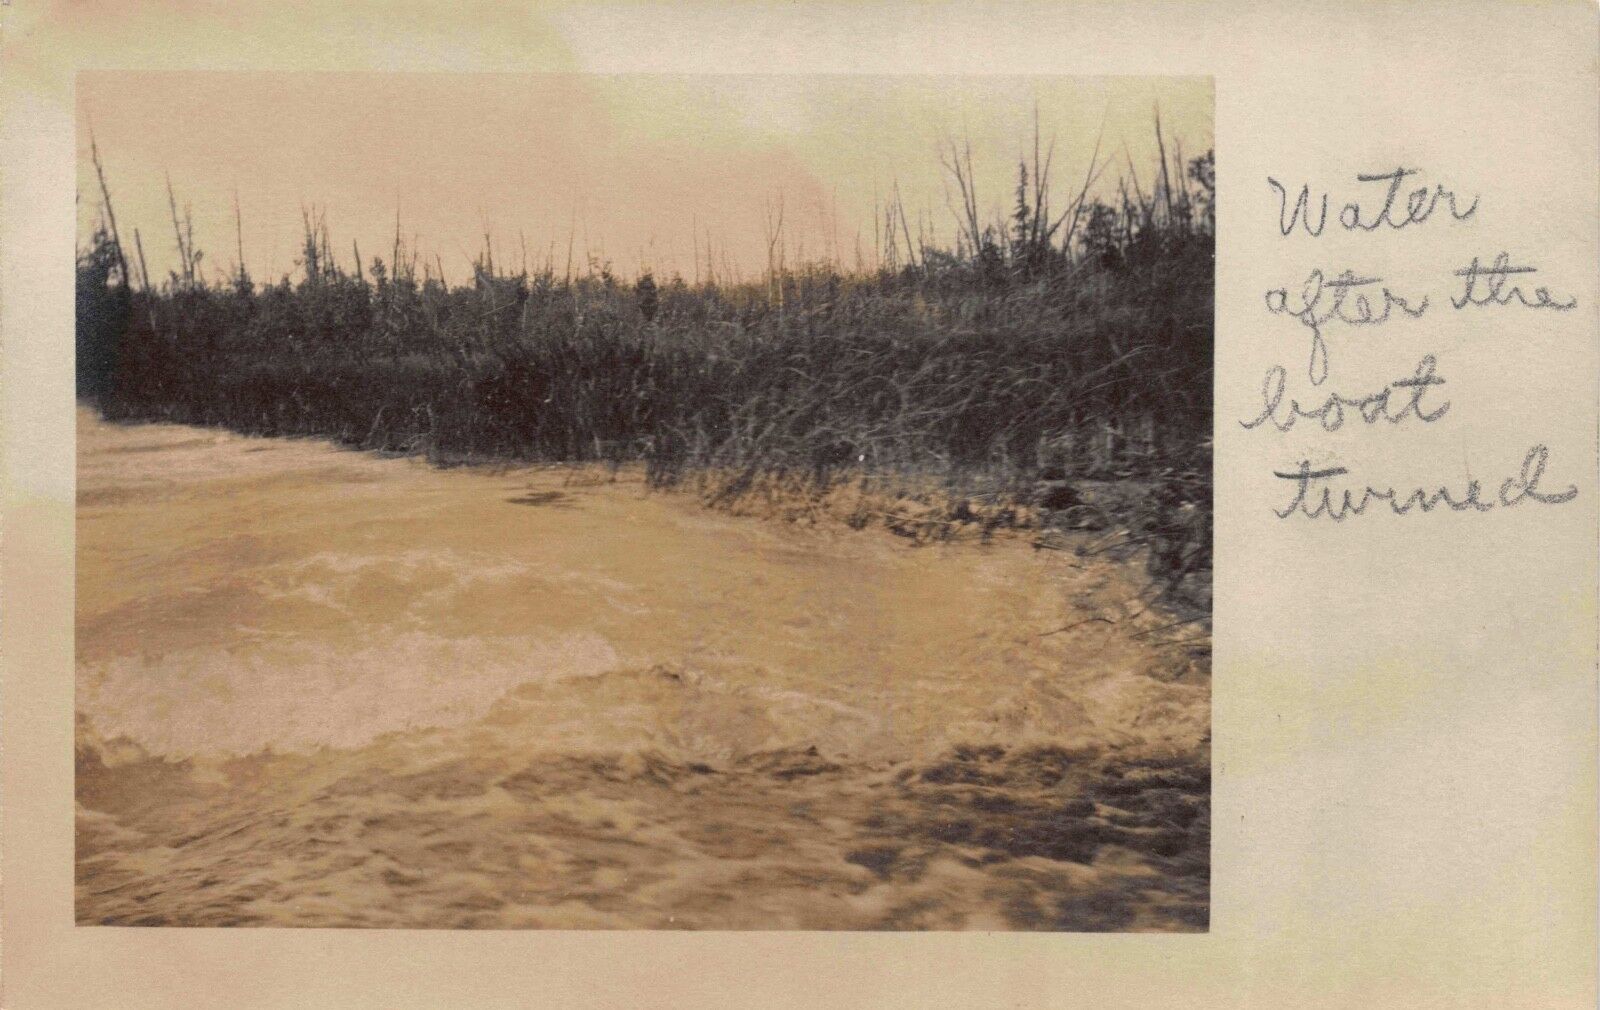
[1264,255,1577,386]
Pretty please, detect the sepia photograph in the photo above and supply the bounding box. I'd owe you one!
[73,72,1213,931]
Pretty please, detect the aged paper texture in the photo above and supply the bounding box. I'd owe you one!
[2,1,1596,1007]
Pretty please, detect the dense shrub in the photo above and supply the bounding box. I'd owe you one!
[77,149,1214,606]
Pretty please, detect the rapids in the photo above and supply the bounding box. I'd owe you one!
[76,408,1209,930]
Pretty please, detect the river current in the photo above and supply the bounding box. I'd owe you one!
[76,409,1209,930]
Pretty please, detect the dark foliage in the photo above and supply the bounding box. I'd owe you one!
[77,150,1215,607]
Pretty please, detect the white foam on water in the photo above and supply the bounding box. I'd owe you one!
[79,630,623,758]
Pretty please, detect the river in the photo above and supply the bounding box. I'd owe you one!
[76,408,1209,930]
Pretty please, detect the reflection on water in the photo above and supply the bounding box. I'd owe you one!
[76,409,1209,930]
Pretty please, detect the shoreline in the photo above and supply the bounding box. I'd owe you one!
[79,401,1213,619]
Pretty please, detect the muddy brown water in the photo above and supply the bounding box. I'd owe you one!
[76,408,1209,930]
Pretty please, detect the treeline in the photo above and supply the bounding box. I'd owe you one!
[77,134,1214,605]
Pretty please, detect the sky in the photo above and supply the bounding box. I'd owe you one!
[79,73,1211,284]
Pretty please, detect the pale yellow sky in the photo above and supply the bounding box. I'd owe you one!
[79,73,1210,284]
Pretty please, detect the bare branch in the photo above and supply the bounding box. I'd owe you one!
[88,131,131,287]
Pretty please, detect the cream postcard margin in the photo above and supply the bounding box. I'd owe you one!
[2,2,1596,1008]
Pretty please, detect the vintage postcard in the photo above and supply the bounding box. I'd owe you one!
[72,71,1214,932]
[2,2,1596,1008]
